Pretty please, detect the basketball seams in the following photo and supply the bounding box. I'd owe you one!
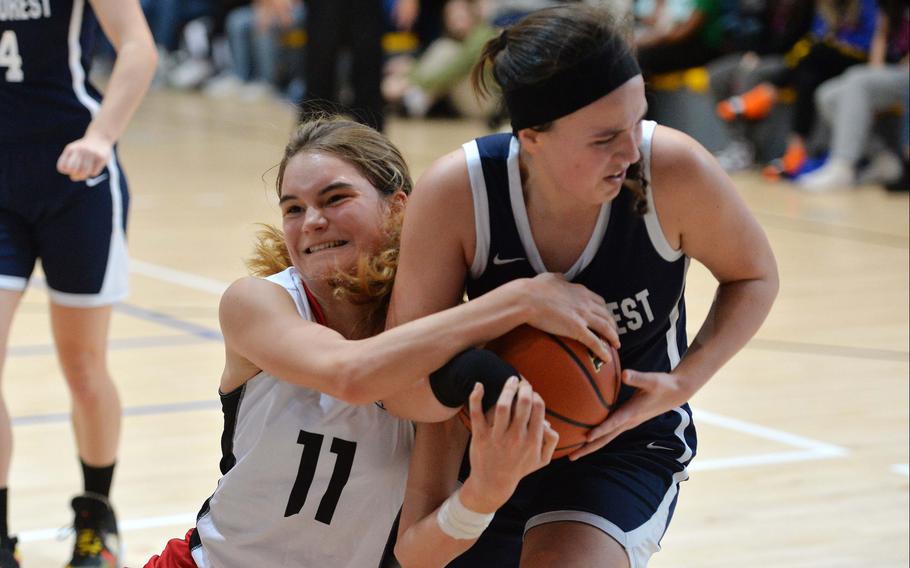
[545,333,613,411]
[544,408,598,429]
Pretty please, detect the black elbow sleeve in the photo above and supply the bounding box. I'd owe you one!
[429,348,518,412]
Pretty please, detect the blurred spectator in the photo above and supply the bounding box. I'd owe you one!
[716,0,878,179]
[707,0,814,170]
[799,0,909,191]
[382,0,497,118]
[635,0,725,76]
[205,0,306,100]
[483,0,568,26]
[279,0,418,131]
[634,0,697,39]
[143,0,215,87]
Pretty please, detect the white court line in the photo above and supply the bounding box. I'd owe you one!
[892,464,909,477]
[695,409,849,455]
[690,409,850,472]
[130,259,229,296]
[18,513,197,543]
[691,450,841,472]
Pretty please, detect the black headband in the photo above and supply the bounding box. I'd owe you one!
[505,37,641,132]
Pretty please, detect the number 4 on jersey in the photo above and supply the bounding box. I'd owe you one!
[0,31,24,82]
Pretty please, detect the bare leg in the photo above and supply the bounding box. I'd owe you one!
[521,522,631,568]
[0,290,24,488]
[50,304,120,467]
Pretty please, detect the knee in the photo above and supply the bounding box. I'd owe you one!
[57,347,110,396]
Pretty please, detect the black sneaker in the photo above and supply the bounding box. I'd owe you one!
[66,494,120,568]
[0,536,19,568]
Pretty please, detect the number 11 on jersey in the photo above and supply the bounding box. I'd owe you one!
[285,430,357,525]
[0,31,24,82]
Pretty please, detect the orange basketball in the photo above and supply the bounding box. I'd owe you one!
[460,325,621,459]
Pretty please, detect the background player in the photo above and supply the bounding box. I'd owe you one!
[388,5,779,567]
[144,116,614,567]
[0,0,157,565]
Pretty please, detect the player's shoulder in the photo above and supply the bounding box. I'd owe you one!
[411,144,474,212]
[220,275,296,324]
[650,124,729,195]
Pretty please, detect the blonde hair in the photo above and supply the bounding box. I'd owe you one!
[247,116,412,324]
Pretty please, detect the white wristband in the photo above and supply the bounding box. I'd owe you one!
[435,489,496,540]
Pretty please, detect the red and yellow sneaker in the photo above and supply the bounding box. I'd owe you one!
[66,494,120,568]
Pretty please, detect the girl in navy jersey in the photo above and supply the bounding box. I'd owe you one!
[0,1,156,566]
[144,116,619,568]
[389,5,779,567]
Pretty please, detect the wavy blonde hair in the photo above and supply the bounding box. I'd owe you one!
[247,116,412,326]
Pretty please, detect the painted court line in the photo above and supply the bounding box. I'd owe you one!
[691,409,849,472]
[113,303,222,341]
[130,259,229,295]
[695,410,849,455]
[18,512,197,544]
[9,334,210,358]
[690,450,841,472]
[12,400,219,427]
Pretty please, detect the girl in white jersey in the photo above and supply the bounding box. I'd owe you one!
[145,117,621,568]
[389,5,780,568]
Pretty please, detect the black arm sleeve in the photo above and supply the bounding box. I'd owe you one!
[429,348,518,412]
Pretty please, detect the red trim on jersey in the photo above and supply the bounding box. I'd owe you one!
[144,529,198,568]
[302,282,328,325]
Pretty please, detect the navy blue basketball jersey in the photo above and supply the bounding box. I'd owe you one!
[0,0,102,143]
[463,121,689,405]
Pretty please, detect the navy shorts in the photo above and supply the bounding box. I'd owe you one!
[0,142,130,306]
[449,405,697,568]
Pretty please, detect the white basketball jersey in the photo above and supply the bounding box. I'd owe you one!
[192,267,414,568]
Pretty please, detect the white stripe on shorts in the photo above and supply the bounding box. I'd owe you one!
[0,275,28,292]
[524,407,693,568]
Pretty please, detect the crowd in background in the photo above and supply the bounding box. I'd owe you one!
[96,0,909,192]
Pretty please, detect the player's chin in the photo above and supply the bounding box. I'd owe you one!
[299,253,350,280]
[593,179,623,202]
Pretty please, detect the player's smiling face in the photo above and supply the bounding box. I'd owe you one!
[521,75,646,205]
[280,151,390,281]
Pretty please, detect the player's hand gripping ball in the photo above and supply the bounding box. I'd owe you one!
[461,325,621,458]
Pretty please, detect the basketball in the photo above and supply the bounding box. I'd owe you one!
[461,325,622,459]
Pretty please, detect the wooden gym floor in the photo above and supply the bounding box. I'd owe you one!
[5,90,908,567]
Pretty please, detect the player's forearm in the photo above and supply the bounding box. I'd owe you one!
[341,280,533,404]
[396,474,512,566]
[673,275,778,394]
[395,511,479,568]
[85,38,156,144]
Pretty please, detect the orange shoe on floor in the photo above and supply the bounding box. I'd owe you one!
[763,143,808,181]
[717,84,777,121]
[781,143,807,175]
